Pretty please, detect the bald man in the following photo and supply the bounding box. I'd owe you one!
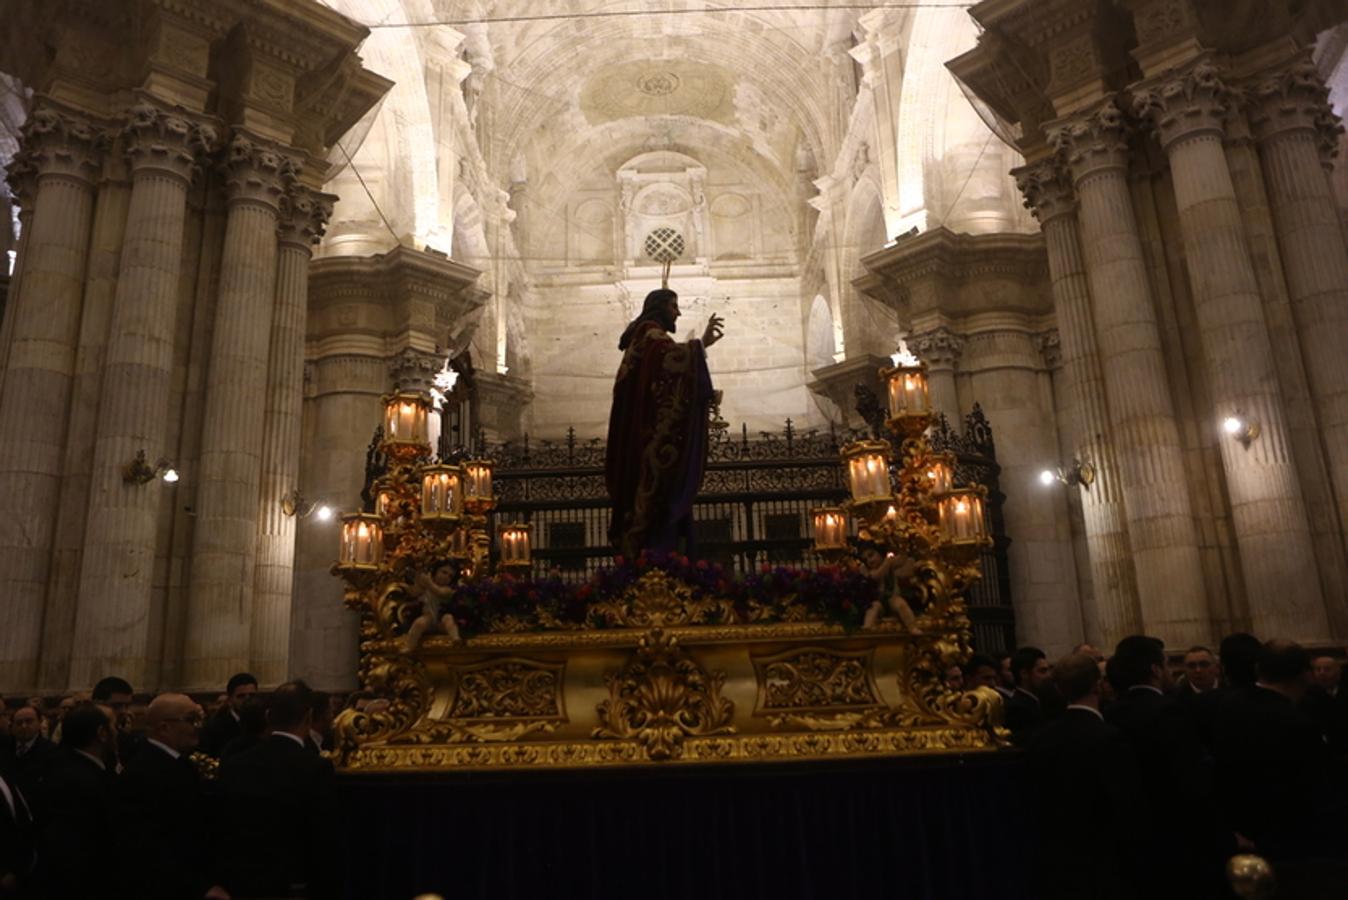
[116,694,227,900]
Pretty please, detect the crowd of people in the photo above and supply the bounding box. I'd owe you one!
[968,635,1348,900]
[0,674,344,899]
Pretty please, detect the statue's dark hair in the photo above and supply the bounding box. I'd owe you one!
[618,289,677,350]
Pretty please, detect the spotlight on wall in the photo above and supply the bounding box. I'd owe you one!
[1222,415,1260,449]
[123,450,179,486]
[314,504,334,522]
[1038,459,1095,491]
[281,489,331,520]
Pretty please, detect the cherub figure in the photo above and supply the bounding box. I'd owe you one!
[401,560,462,653]
[855,540,919,630]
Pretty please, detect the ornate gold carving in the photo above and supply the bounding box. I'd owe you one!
[448,658,565,721]
[586,570,735,628]
[594,628,736,760]
[753,648,881,713]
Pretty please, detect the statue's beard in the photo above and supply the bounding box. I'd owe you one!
[655,310,676,333]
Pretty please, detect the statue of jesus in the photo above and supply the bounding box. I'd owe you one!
[605,287,725,560]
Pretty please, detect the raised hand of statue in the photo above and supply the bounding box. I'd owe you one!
[702,313,725,348]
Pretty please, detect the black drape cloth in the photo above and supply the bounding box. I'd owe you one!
[337,754,1031,900]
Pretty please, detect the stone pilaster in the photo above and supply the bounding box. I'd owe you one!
[1134,61,1327,640]
[0,155,36,400]
[183,133,287,689]
[1016,159,1141,649]
[0,104,100,690]
[66,103,215,688]
[1049,100,1209,645]
[1247,55,1348,551]
[250,185,331,685]
[907,327,964,419]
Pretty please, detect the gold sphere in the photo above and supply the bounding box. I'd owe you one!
[1226,854,1276,900]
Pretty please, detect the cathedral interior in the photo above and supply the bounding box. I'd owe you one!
[1,0,1348,897]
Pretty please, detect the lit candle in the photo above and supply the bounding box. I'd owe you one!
[885,366,931,418]
[926,459,953,496]
[381,391,430,450]
[499,524,531,567]
[420,465,462,522]
[338,513,384,569]
[812,507,847,550]
[938,492,986,544]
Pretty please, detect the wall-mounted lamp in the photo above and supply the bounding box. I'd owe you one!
[123,450,178,486]
[1038,459,1095,491]
[281,489,333,521]
[1222,415,1260,449]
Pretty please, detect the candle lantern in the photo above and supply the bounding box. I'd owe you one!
[811,507,848,552]
[937,490,987,545]
[338,513,384,571]
[842,440,894,506]
[448,524,472,560]
[926,457,954,496]
[374,479,397,521]
[499,523,532,571]
[463,459,495,513]
[882,363,931,421]
[420,464,463,524]
[381,391,431,458]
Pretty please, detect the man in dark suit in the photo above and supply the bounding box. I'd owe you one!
[218,681,339,899]
[35,703,119,899]
[0,707,55,801]
[1105,635,1222,898]
[0,769,35,898]
[1006,645,1052,745]
[117,693,228,900]
[200,672,259,757]
[1026,653,1144,900]
[1305,653,1348,757]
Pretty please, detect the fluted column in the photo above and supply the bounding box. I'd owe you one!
[250,185,330,685]
[1049,100,1209,645]
[1016,159,1141,648]
[1134,62,1327,640]
[0,157,37,399]
[0,105,100,689]
[183,134,285,688]
[908,327,963,420]
[65,104,214,688]
[1248,55,1348,546]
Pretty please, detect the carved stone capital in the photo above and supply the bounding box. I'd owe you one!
[221,133,289,211]
[1037,329,1063,371]
[1013,159,1075,223]
[1246,56,1333,143]
[908,327,965,370]
[1313,108,1345,171]
[1133,61,1231,150]
[23,105,101,186]
[1048,98,1132,181]
[388,347,445,393]
[5,151,38,213]
[122,102,217,185]
[277,184,334,251]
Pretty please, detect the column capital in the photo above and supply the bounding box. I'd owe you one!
[1246,55,1333,143]
[1037,329,1063,371]
[277,185,334,251]
[122,101,217,185]
[908,327,965,371]
[23,103,101,186]
[1013,158,1076,223]
[221,133,291,212]
[1133,60,1232,150]
[388,347,445,393]
[1048,98,1133,182]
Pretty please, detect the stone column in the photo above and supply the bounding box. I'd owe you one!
[0,156,36,399]
[1050,100,1209,645]
[66,104,213,688]
[1134,62,1327,639]
[251,186,330,685]
[0,105,99,689]
[1248,56,1348,546]
[908,327,963,421]
[1016,159,1141,649]
[183,134,285,689]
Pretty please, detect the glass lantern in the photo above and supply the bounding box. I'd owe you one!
[811,507,848,552]
[937,490,987,545]
[499,523,532,571]
[338,513,384,571]
[374,479,397,521]
[463,459,495,513]
[420,464,463,524]
[882,363,931,421]
[842,440,894,506]
[926,457,954,496]
[381,391,431,458]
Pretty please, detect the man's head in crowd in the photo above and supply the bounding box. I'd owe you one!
[92,676,134,725]
[964,654,1000,691]
[1183,646,1220,692]
[10,705,40,745]
[1110,635,1168,691]
[1310,655,1342,693]
[1073,643,1104,663]
[1053,653,1102,706]
[1258,640,1312,702]
[1219,632,1262,689]
[225,672,259,715]
[268,681,315,736]
[996,653,1015,690]
[61,703,116,757]
[145,693,204,755]
[1011,647,1050,692]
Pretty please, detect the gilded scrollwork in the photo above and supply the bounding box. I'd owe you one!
[448,658,565,720]
[753,648,881,712]
[585,570,736,628]
[593,628,736,760]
